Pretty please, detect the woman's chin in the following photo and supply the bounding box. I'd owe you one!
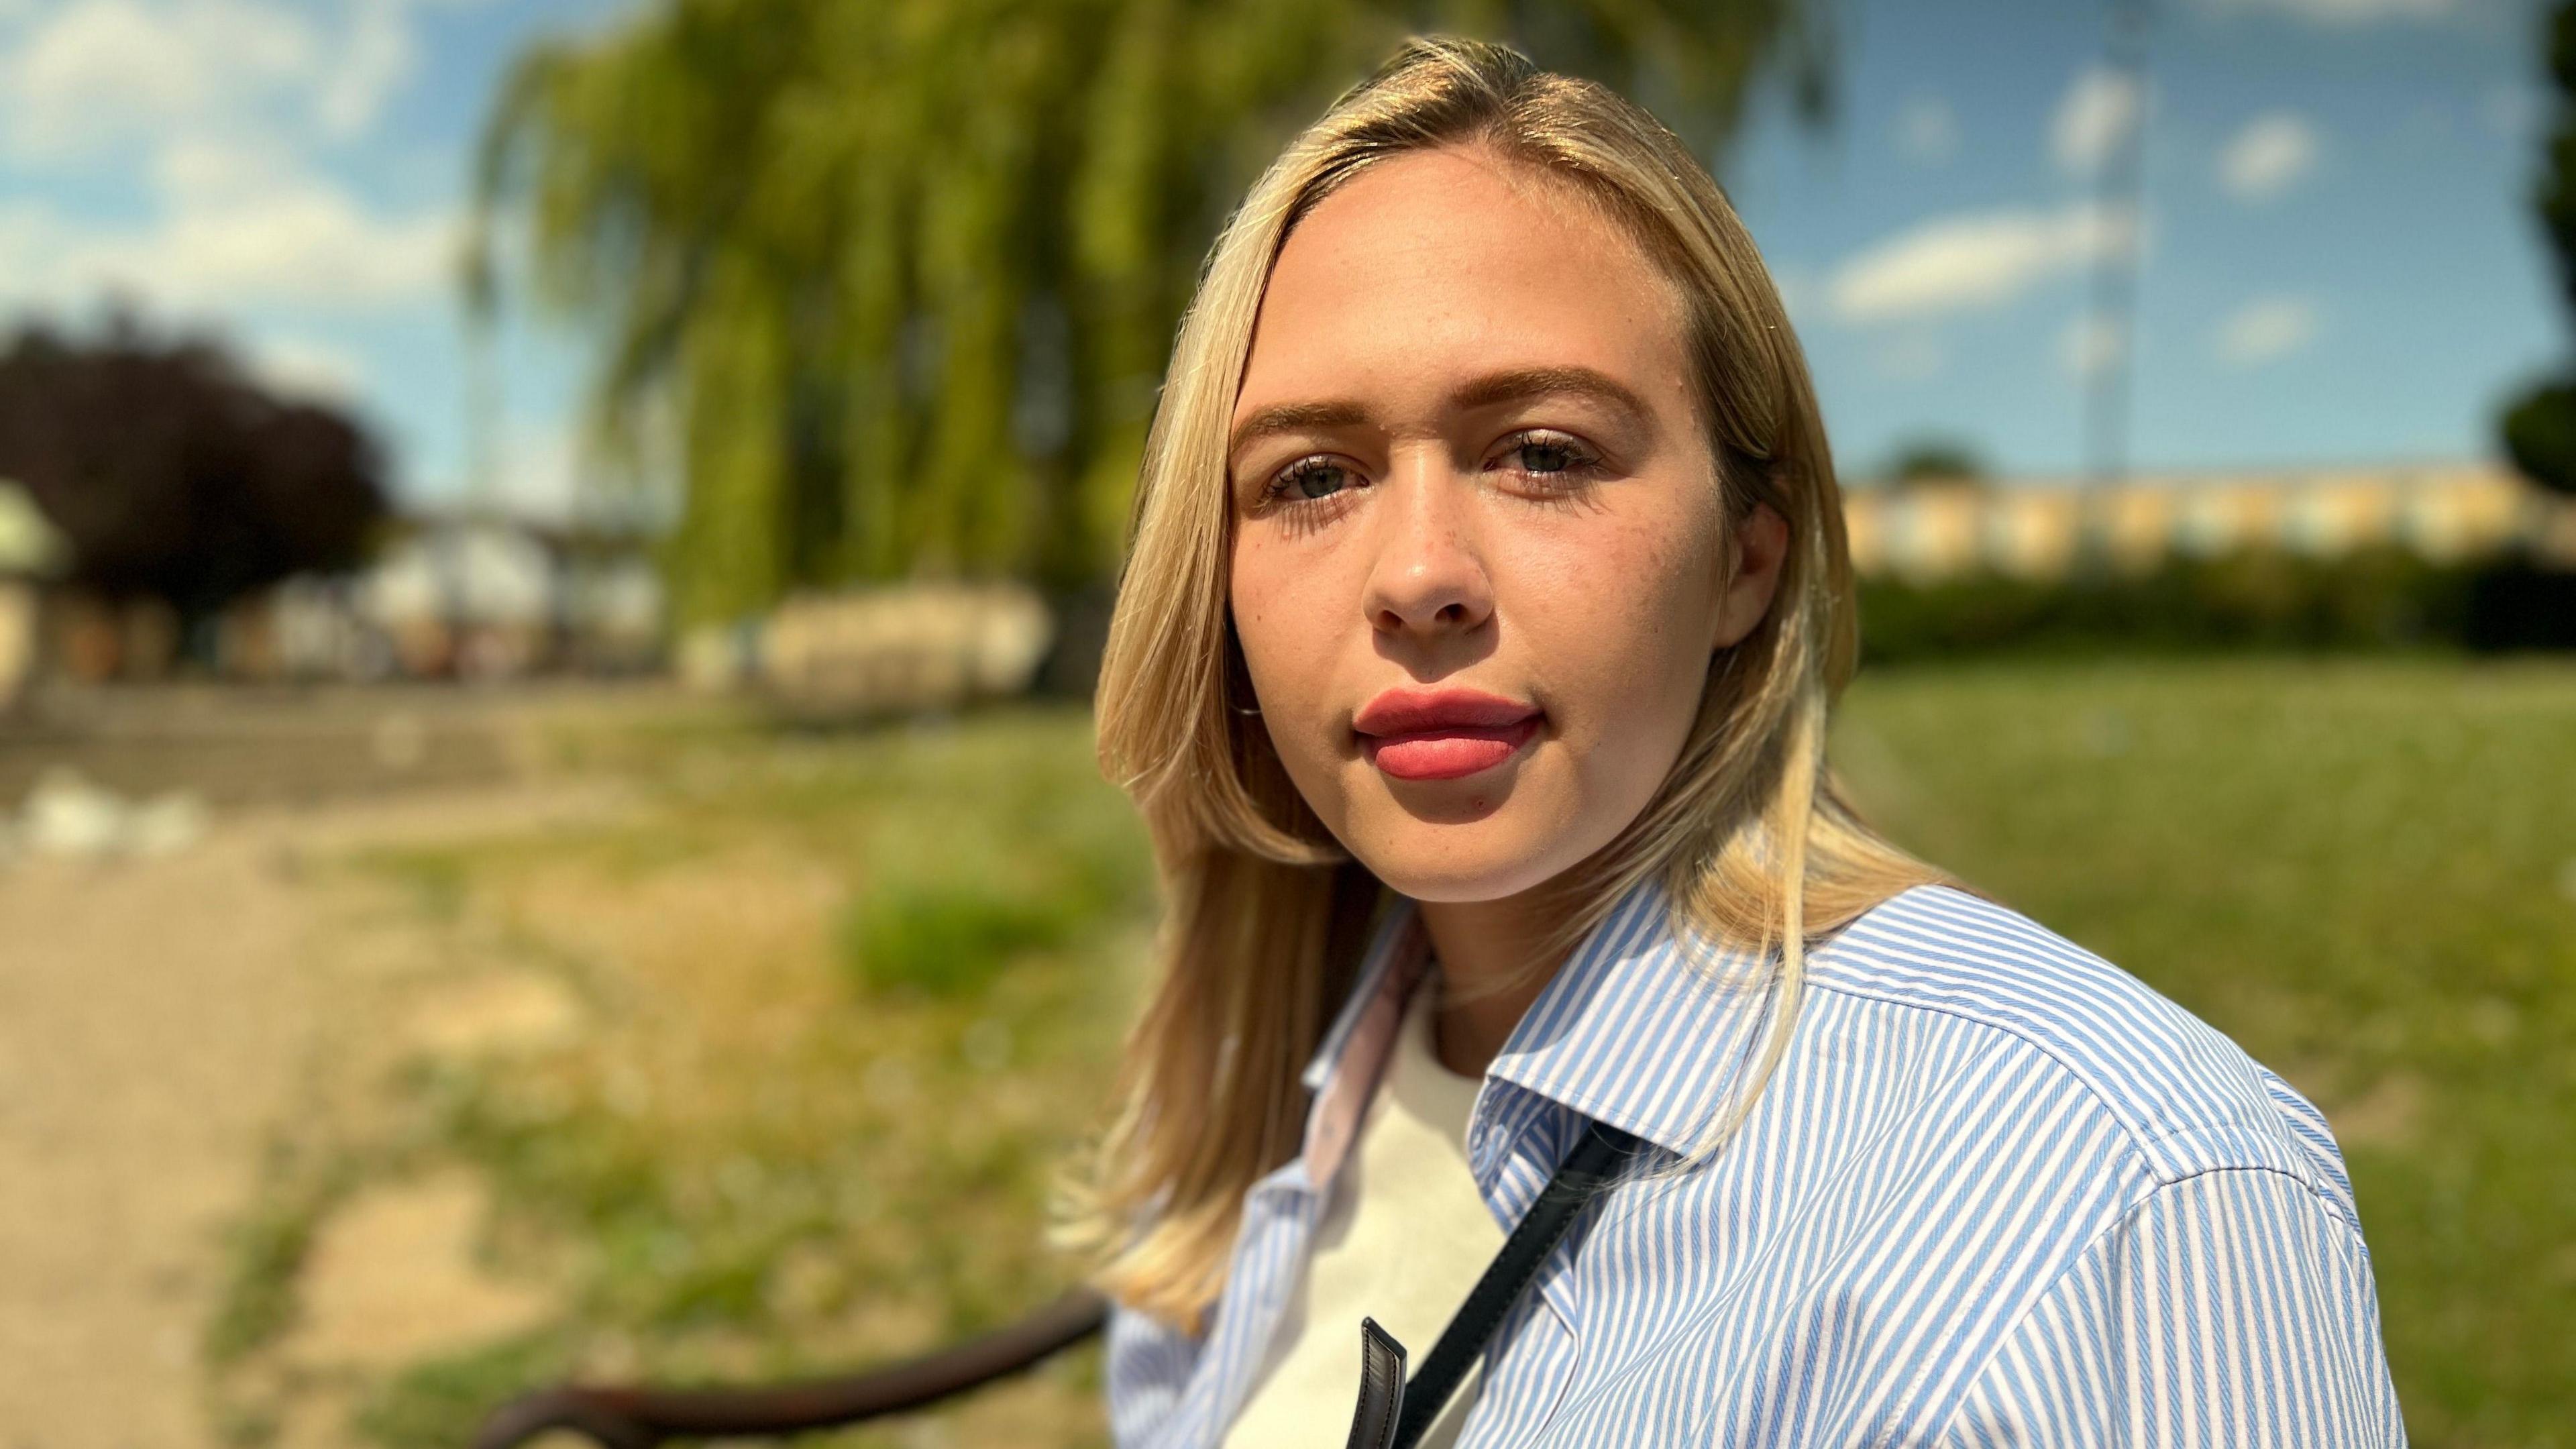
[1344,815,1586,906]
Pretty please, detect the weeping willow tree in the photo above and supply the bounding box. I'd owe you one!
[468,0,1826,626]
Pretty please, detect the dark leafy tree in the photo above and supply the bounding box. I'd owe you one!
[0,315,390,624]
[1882,436,1990,488]
[2503,0,2576,496]
[469,0,1831,625]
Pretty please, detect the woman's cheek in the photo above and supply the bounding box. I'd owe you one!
[1242,627,1354,820]
[1566,552,1715,786]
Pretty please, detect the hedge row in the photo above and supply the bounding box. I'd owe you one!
[1853,547,2576,664]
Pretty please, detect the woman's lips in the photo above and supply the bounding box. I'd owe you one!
[1361,718,1542,780]
[1352,686,1544,782]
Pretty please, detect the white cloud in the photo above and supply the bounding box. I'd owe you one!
[248,331,370,403]
[0,0,490,317]
[1896,95,1959,166]
[1828,202,2138,324]
[2063,312,2125,378]
[2051,66,2145,176]
[2218,112,2322,201]
[93,186,455,309]
[152,133,303,203]
[0,0,319,160]
[0,0,475,159]
[319,0,419,140]
[0,154,458,313]
[2214,295,2320,365]
[0,201,84,307]
[2194,0,2461,23]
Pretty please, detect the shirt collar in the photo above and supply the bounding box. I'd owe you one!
[1484,873,1776,1157]
[1288,895,1428,1192]
[1297,874,1777,1166]
[1301,893,1426,1094]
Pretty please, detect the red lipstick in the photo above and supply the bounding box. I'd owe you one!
[1352,686,1543,782]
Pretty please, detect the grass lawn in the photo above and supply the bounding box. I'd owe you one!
[209,656,2574,1449]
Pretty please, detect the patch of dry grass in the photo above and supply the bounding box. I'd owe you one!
[208,704,1148,1449]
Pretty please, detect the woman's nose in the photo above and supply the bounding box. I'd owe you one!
[1360,460,1494,640]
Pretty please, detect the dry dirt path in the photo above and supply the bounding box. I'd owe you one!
[0,784,628,1449]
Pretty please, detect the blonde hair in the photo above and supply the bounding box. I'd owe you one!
[1069,36,1947,1328]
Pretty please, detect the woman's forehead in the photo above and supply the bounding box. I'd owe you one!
[1236,146,1695,428]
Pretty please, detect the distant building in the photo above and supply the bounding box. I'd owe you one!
[0,481,65,709]
[0,504,664,691]
[362,515,561,678]
[241,508,666,682]
[1842,460,2566,582]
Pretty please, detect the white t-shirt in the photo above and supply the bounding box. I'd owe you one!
[1223,973,1504,1449]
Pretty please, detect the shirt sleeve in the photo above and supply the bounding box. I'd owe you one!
[1105,1299,1203,1447]
[1941,1167,2407,1448]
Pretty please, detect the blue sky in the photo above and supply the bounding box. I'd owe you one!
[0,0,627,518]
[1733,0,2558,480]
[0,0,2556,517]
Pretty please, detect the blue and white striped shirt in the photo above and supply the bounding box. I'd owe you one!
[1105,879,2406,1446]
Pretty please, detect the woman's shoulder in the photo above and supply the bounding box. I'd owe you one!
[1803,882,2358,1220]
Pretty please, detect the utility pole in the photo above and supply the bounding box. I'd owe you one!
[2081,0,2153,563]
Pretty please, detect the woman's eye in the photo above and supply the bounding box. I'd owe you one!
[1271,458,1355,502]
[1518,440,1578,473]
[1497,433,1597,478]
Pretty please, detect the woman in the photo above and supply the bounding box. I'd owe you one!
[1070,37,2404,1448]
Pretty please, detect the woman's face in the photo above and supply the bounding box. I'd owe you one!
[1227,144,1787,904]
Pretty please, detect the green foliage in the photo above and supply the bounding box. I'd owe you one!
[202,1182,335,1368]
[837,877,1085,998]
[1855,545,2480,664]
[358,845,476,923]
[1878,435,1989,486]
[834,764,1148,998]
[2505,378,2576,497]
[355,1332,576,1449]
[469,0,1827,623]
[2503,0,2576,494]
[2544,0,2576,311]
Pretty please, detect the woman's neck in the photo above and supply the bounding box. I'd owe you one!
[1415,886,1578,1077]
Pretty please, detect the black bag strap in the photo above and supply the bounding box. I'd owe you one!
[1346,1116,1642,1449]
[1345,1318,1409,1449]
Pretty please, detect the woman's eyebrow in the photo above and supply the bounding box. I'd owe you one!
[1228,400,1371,459]
[1226,366,1650,460]
[1451,365,1651,421]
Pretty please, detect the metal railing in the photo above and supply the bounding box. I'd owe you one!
[472,1289,1108,1448]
